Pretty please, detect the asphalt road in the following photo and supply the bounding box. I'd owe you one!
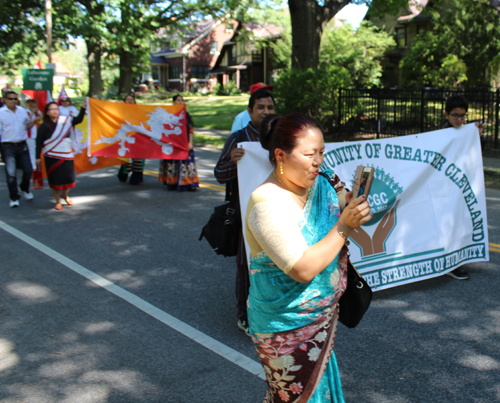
[0,147,499,403]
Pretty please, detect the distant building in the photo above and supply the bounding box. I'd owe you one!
[148,19,236,93]
[211,21,282,92]
[148,17,283,93]
[366,0,431,87]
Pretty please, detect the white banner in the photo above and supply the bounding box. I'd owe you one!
[237,123,489,291]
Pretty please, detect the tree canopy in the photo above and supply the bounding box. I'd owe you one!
[400,0,500,87]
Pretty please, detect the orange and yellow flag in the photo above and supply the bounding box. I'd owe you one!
[73,116,125,173]
[88,98,188,160]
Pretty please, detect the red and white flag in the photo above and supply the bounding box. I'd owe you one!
[21,90,53,114]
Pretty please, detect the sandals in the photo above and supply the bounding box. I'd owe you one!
[63,197,74,206]
[55,203,63,210]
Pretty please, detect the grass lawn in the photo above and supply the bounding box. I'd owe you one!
[183,95,249,130]
[130,93,249,130]
[192,133,227,147]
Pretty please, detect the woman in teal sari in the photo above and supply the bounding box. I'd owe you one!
[245,113,372,402]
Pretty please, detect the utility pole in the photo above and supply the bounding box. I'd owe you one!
[46,0,52,63]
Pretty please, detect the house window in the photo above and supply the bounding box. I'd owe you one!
[252,50,262,63]
[417,25,427,35]
[191,65,210,79]
[169,66,181,79]
[237,41,248,56]
[395,26,406,48]
[210,41,218,54]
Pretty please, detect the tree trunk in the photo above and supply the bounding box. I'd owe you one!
[86,39,103,98]
[118,50,134,97]
[288,0,350,70]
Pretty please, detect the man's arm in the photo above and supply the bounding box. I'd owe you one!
[23,109,35,130]
[214,132,240,184]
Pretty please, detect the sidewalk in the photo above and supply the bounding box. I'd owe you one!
[484,157,500,171]
[195,127,500,171]
[194,127,230,138]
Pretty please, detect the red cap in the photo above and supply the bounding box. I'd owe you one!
[249,82,274,94]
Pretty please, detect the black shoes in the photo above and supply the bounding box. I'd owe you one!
[237,319,251,337]
[446,268,470,280]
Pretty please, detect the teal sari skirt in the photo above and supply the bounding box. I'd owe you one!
[248,170,348,403]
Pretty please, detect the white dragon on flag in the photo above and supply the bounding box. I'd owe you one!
[94,107,185,157]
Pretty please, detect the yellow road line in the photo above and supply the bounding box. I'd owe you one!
[200,182,225,192]
[491,247,500,254]
[490,242,500,248]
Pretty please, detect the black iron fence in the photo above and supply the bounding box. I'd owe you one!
[337,88,500,149]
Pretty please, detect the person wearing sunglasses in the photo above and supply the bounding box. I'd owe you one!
[0,91,36,207]
[58,96,79,117]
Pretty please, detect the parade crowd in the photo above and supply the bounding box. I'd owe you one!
[0,82,485,403]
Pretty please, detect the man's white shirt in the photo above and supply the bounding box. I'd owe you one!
[0,105,31,143]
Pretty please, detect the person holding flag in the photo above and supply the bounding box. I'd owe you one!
[59,98,79,118]
[158,94,199,190]
[117,93,145,185]
[36,101,86,210]
[26,99,43,170]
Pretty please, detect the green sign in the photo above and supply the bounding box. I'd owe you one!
[22,69,53,91]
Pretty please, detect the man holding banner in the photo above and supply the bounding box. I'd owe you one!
[214,89,275,336]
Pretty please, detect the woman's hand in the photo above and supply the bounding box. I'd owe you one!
[289,193,372,283]
[35,158,41,169]
[340,194,372,229]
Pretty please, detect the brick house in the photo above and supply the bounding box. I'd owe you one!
[148,18,283,93]
[211,21,282,92]
[149,19,236,92]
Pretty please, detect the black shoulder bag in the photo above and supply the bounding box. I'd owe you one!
[338,260,372,328]
[319,172,373,328]
[198,190,241,257]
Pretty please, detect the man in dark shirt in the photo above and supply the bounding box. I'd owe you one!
[214,89,275,335]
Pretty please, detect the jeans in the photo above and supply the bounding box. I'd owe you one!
[1,141,32,201]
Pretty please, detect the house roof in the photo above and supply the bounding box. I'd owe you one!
[152,18,222,58]
[150,55,169,65]
[241,21,282,39]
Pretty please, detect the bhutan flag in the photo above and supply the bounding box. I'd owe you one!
[87,98,188,160]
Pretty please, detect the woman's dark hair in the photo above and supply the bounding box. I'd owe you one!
[43,101,59,123]
[124,93,136,103]
[173,94,182,103]
[260,112,323,165]
[445,95,468,113]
